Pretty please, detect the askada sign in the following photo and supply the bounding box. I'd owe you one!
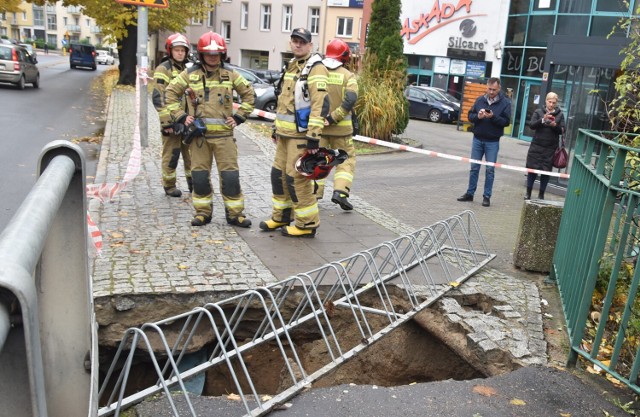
[400,0,486,45]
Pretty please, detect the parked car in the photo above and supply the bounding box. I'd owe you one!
[404,85,460,123]
[18,43,36,58]
[252,69,282,85]
[0,43,39,89]
[69,43,97,70]
[96,50,115,65]
[226,63,277,115]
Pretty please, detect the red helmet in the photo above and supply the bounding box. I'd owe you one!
[325,39,350,64]
[165,33,190,55]
[295,148,349,180]
[197,32,227,56]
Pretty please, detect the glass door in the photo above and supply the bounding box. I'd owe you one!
[518,80,542,140]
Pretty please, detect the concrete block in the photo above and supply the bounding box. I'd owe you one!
[513,200,564,273]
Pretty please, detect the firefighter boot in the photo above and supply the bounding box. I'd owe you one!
[259,219,291,231]
[227,215,252,228]
[331,190,353,211]
[281,225,316,238]
[187,177,193,193]
[191,214,212,227]
[164,186,182,197]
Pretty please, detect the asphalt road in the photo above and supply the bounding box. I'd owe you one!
[0,52,106,232]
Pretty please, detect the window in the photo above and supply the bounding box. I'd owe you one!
[533,0,556,11]
[241,2,248,30]
[222,21,231,42]
[208,11,214,28]
[22,12,26,21]
[86,18,90,27]
[261,4,271,31]
[556,15,588,36]
[33,9,44,26]
[191,15,203,25]
[63,16,68,26]
[526,15,554,46]
[336,17,353,37]
[558,0,590,13]
[282,5,292,32]
[308,7,320,35]
[47,14,56,30]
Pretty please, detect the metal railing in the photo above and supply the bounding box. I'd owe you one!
[98,210,495,416]
[0,141,98,416]
[550,128,640,394]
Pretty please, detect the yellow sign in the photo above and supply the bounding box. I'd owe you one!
[115,0,169,9]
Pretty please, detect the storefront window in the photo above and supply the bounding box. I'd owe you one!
[558,0,591,13]
[590,16,625,37]
[522,48,546,78]
[421,56,433,70]
[527,15,555,46]
[407,55,420,69]
[505,16,527,46]
[596,0,628,12]
[509,0,530,14]
[502,48,523,76]
[556,15,589,36]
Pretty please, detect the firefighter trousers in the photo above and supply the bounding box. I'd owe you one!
[270,137,319,229]
[189,135,245,220]
[314,135,356,198]
[162,133,191,189]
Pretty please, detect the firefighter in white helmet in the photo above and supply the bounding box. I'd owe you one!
[315,38,358,211]
[153,33,193,197]
[165,32,255,227]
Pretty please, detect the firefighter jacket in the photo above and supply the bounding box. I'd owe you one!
[152,57,188,127]
[274,53,329,145]
[321,59,358,138]
[165,63,255,138]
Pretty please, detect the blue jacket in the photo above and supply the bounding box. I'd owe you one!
[468,92,511,141]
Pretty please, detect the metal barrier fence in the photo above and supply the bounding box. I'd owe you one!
[550,129,640,394]
[98,211,495,416]
[0,141,98,416]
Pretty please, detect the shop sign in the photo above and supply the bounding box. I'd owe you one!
[450,59,466,75]
[327,0,364,7]
[434,57,450,73]
[466,61,486,78]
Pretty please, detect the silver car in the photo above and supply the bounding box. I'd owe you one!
[0,44,39,89]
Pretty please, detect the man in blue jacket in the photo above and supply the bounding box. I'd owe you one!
[457,78,511,207]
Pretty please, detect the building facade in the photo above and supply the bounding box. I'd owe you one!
[0,1,104,49]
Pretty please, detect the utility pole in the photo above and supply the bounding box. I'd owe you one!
[137,6,149,147]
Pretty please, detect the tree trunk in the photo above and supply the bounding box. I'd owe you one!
[117,23,137,86]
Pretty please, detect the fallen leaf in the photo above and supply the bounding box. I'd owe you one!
[227,393,241,401]
[560,413,571,417]
[111,232,124,238]
[449,281,460,287]
[472,385,497,397]
[510,398,526,406]
[261,395,272,401]
[605,373,624,387]
[178,264,189,270]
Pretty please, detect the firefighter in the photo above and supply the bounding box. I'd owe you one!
[164,32,255,227]
[315,38,358,211]
[258,28,330,238]
[153,33,193,197]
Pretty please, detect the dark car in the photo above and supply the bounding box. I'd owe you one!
[226,63,277,115]
[69,43,96,70]
[252,69,282,85]
[0,43,39,89]
[404,85,460,123]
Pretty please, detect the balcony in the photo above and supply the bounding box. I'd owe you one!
[67,6,82,15]
[67,25,81,33]
[90,26,101,34]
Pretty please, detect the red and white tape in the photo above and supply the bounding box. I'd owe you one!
[352,135,570,179]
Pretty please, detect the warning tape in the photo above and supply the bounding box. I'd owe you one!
[86,69,145,254]
[239,103,569,180]
[352,135,570,179]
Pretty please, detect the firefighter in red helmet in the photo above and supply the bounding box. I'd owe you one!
[152,33,193,197]
[164,32,255,227]
[315,38,358,211]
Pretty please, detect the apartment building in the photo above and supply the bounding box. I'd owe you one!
[0,1,104,49]
[159,0,364,72]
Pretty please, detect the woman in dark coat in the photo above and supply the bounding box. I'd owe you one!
[525,92,565,200]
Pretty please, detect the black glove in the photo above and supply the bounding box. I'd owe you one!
[271,126,277,141]
[232,114,246,126]
[326,114,336,125]
[173,123,186,136]
[306,139,319,150]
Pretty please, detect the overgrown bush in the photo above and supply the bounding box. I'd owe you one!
[355,53,408,142]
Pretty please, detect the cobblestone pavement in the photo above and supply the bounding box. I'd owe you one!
[89,89,629,415]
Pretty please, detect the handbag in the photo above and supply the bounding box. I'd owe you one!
[553,136,568,169]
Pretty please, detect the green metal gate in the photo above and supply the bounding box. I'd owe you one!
[550,129,640,394]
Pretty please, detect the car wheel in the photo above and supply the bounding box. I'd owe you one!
[264,100,277,114]
[17,75,25,90]
[71,64,76,69]
[428,109,442,123]
[32,73,39,89]
[92,65,97,71]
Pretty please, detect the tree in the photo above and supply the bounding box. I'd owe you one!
[357,0,408,139]
[0,0,23,14]
[29,0,213,85]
